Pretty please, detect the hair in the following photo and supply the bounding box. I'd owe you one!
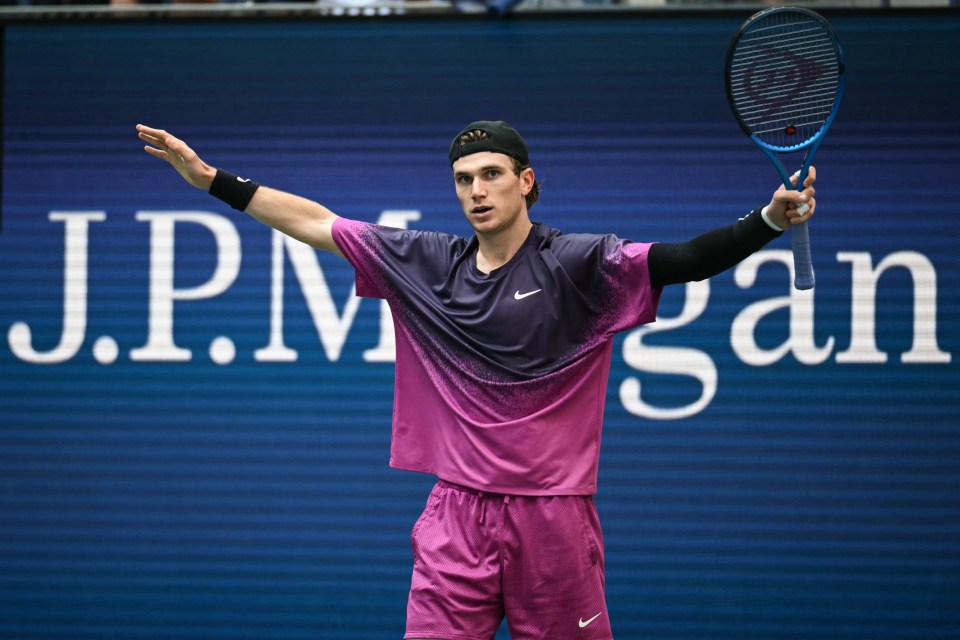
[455,130,542,210]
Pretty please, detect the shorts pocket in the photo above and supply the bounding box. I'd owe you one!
[575,497,602,569]
[410,483,443,557]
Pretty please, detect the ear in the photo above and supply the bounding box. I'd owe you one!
[519,166,535,195]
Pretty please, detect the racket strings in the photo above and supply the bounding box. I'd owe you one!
[728,16,841,149]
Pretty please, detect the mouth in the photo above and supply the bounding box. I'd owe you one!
[471,206,493,216]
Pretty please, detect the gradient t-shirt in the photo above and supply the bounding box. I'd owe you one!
[332,218,660,495]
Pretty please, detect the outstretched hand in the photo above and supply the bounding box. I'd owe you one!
[137,124,217,190]
[764,165,817,230]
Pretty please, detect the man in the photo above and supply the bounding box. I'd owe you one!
[137,120,816,640]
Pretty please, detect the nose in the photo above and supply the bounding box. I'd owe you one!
[470,177,486,199]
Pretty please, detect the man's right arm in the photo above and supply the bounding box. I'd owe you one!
[137,124,342,255]
[238,183,342,255]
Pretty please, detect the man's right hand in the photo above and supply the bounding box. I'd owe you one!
[137,124,217,190]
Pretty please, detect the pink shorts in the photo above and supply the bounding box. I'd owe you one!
[404,481,612,640]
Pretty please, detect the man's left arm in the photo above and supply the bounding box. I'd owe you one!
[648,167,817,288]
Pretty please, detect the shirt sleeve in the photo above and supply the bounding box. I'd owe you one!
[552,232,662,337]
[331,217,465,301]
[330,218,387,299]
[597,237,662,334]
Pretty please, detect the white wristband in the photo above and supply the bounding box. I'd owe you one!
[760,205,786,232]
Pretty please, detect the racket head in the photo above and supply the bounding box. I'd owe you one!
[725,6,845,154]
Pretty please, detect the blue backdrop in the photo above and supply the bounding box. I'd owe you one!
[2,11,958,640]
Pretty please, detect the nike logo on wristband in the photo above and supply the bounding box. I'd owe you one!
[513,289,542,301]
[237,177,251,183]
[579,612,603,628]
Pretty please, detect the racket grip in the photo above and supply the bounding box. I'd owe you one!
[791,220,816,290]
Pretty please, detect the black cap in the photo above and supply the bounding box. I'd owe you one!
[448,120,530,166]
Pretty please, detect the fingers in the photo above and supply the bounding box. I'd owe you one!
[137,124,171,156]
[797,199,815,219]
[787,197,815,225]
[787,168,816,201]
[788,166,816,188]
[137,124,189,166]
[142,145,166,160]
[136,124,183,152]
[136,124,167,148]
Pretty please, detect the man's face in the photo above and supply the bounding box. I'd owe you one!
[452,151,534,236]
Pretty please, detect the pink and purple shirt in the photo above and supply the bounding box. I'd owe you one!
[332,218,661,496]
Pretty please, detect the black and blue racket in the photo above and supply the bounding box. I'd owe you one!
[725,6,844,290]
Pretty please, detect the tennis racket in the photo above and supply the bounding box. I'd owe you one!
[725,6,844,290]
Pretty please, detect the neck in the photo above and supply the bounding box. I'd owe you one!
[475,220,533,274]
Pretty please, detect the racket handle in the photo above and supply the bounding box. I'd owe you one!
[791,220,816,290]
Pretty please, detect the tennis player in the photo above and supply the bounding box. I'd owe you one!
[137,120,815,640]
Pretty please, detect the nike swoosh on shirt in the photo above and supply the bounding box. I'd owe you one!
[513,289,542,300]
[579,612,603,628]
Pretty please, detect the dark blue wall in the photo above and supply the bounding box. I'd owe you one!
[2,12,958,639]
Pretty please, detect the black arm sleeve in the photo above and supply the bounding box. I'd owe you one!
[648,208,783,289]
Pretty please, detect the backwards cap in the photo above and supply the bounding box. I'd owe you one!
[448,120,530,166]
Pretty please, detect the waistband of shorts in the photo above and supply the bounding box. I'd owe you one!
[435,479,594,500]
[436,479,509,498]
